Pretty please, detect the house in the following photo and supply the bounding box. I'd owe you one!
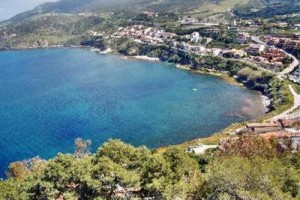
[286,41,300,49]
[262,49,286,62]
[227,27,240,32]
[180,16,198,25]
[231,19,237,26]
[279,117,300,128]
[222,49,246,59]
[246,123,281,134]
[267,38,279,46]
[188,45,204,53]
[247,44,266,55]
[235,32,250,44]
[232,50,246,58]
[278,38,290,47]
[190,32,201,43]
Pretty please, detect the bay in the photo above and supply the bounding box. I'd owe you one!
[0,48,265,177]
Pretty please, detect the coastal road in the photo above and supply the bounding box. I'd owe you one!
[272,85,300,121]
[278,51,299,77]
[251,36,267,45]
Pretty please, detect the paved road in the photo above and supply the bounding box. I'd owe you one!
[278,51,299,76]
[272,85,300,121]
[251,36,267,45]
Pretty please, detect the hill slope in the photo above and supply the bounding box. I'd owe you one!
[10,0,300,22]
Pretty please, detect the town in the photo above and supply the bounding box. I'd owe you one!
[109,20,299,71]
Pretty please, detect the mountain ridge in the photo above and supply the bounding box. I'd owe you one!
[10,0,298,21]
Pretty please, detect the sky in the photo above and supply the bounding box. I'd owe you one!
[0,0,58,21]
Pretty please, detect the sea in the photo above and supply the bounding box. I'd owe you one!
[0,48,265,177]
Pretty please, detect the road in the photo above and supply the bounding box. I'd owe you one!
[251,36,267,45]
[272,85,300,121]
[278,51,299,76]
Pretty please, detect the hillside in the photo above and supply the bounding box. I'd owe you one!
[233,0,300,18]
[1,137,300,199]
[10,0,299,21]
[11,0,220,21]
[0,0,297,50]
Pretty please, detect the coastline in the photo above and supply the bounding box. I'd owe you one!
[175,64,243,86]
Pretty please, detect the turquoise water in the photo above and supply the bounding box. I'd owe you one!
[0,48,264,176]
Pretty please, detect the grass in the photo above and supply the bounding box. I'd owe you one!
[156,122,246,153]
[290,81,300,94]
[187,0,249,18]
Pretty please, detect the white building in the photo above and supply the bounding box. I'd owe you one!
[247,44,266,55]
[235,32,250,44]
[190,32,201,43]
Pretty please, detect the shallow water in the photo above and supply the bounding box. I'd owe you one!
[0,48,265,176]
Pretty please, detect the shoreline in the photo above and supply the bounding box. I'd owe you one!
[175,64,244,86]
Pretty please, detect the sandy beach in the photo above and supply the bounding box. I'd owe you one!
[132,55,160,61]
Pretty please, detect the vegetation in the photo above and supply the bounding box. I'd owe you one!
[0,0,299,199]
[1,136,300,199]
[234,0,300,19]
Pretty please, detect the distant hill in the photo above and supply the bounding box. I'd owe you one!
[233,0,300,18]
[1,0,299,50]
[10,0,300,22]
[11,0,221,21]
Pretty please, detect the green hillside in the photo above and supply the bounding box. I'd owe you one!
[10,0,298,21]
[1,138,300,199]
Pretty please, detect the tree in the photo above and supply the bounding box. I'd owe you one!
[75,138,92,158]
[200,156,298,199]
[7,157,45,180]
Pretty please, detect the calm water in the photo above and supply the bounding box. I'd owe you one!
[0,48,264,176]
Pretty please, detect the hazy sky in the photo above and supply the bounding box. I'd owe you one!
[0,0,58,21]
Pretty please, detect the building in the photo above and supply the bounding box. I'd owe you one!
[266,38,279,46]
[286,41,300,49]
[190,32,201,43]
[222,49,246,59]
[246,123,281,134]
[231,19,237,26]
[235,32,250,44]
[279,117,300,128]
[262,49,287,62]
[180,16,198,25]
[227,27,240,32]
[247,44,266,55]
